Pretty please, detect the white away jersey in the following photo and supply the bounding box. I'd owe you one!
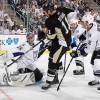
[85,22,100,53]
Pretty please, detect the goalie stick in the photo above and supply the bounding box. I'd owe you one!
[4,62,11,85]
[7,39,46,68]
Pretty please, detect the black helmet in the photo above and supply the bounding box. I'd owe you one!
[43,3,54,12]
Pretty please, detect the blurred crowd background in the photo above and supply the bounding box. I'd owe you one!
[0,0,100,40]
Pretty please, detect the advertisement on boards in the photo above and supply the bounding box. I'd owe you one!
[0,35,26,53]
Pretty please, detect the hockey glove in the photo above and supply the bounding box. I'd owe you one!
[79,34,86,41]
[79,43,87,57]
[70,50,79,58]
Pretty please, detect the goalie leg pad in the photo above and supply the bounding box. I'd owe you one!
[33,68,43,82]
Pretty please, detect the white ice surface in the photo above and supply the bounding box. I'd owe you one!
[0,53,100,100]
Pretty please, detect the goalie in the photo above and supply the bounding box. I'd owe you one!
[0,33,46,86]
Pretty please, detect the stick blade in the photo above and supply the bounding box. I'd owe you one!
[57,86,60,91]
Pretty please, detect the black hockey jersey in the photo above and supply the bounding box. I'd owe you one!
[45,7,74,47]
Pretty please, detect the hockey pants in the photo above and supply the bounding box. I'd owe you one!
[46,44,69,83]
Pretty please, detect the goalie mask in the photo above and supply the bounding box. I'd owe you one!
[26,33,35,45]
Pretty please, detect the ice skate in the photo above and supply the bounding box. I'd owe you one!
[88,80,100,86]
[73,69,85,75]
[41,74,59,90]
[97,86,100,90]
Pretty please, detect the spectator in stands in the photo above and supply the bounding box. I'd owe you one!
[17,24,26,34]
[3,23,10,35]
[12,21,19,30]
[0,22,4,34]
[4,14,14,27]
[11,25,19,35]
[60,0,65,6]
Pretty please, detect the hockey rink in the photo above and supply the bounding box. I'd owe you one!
[0,53,100,100]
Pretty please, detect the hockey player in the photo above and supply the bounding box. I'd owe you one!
[15,33,44,84]
[69,19,87,75]
[75,17,100,90]
[41,4,73,90]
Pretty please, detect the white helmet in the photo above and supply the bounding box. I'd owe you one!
[69,18,78,25]
[82,14,94,24]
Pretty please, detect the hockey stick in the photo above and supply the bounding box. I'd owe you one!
[38,40,51,58]
[4,62,11,83]
[63,53,67,72]
[3,57,14,86]
[57,41,82,91]
[0,54,4,56]
[7,40,45,68]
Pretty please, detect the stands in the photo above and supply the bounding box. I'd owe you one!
[0,0,100,35]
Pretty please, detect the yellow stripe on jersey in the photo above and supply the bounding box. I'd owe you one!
[0,50,8,55]
[43,49,78,54]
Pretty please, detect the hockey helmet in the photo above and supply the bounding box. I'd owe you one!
[82,14,94,24]
[43,3,55,12]
[26,33,35,42]
[69,19,79,25]
[69,18,79,30]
